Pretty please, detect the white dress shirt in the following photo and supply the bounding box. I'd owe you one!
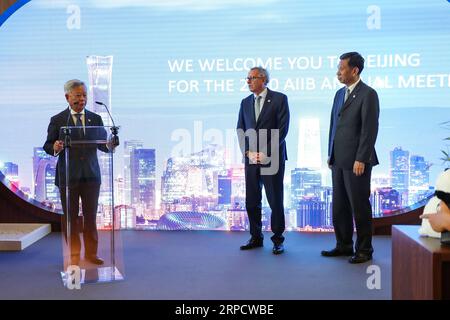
[253,87,268,113]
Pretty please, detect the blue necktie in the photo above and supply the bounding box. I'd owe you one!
[344,88,350,103]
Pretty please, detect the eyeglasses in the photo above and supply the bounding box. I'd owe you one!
[246,76,263,81]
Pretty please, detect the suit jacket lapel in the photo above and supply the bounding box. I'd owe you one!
[255,89,272,128]
[335,87,345,114]
[65,108,91,127]
[64,108,75,127]
[341,81,363,113]
[246,95,257,129]
[85,109,93,127]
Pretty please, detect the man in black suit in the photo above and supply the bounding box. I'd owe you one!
[237,67,290,255]
[322,52,379,264]
[44,79,115,265]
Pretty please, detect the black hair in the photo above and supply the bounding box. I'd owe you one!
[340,52,364,74]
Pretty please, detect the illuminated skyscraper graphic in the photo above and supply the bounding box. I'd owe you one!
[86,55,114,205]
[161,145,225,212]
[116,205,136,229]
[291,168,322,200]
[2,162,18,177]
[1,161,19,188]
[371,187,401,216]
[297,118,321,169]
[409,155,432,204]
[114,176,125,206]
[33,147,59,205]
[124,140,144,205]
[296,198,327,229]
[291,118,326,230]
[218,170,232,205]
[227,208,248,231]
[390,147,410,192]
[390,147,410,206]
[410,155,430,189]
[230,165,245,208]
[131,148,156,210]
[371,174,390,190]
[161,156,190,208]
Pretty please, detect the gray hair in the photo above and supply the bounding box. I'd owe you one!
[64,79,87,94]
[250,66,270,85]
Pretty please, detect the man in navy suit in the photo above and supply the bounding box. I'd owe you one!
[321,52,379,264]
[44,79,116,265]
[237,67,290,255]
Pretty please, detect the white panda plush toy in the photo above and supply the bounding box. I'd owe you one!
[419,196,442,238]
[418,169,450,238]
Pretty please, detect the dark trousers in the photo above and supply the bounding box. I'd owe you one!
[331,165,373,254]
[59,182,101,257]
[245,161,285,245]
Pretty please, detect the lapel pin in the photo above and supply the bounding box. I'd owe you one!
[267,99,271,103]
[353,95,356,98]
[88,118,91,122]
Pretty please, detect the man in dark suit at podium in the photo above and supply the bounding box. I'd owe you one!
[44,79,114,265]
[321,52,380,264]
[237,67,290,255]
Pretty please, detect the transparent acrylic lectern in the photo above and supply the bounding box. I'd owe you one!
[58,125,124,287]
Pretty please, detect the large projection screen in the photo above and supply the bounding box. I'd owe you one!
[0,0,449,232]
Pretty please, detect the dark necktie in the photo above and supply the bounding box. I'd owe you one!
[255,96,262,121]
[75,113,84,137]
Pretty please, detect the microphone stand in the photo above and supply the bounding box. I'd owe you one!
[94,100,119,279]
[95,101,119,148]
[64,110,73,149]
[62,125,72,262]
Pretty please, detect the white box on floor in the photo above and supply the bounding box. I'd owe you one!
[0,223,51,251]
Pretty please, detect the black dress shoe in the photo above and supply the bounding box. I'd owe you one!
[240,239,263,250]
[348,252,372,264]
[85,255,104,265]
[321,247,354,257]
[272,244,284,255]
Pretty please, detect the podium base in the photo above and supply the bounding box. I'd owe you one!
[61,266,124,288]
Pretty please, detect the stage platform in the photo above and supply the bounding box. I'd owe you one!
[0,223,51,251]
[0,230,391,300]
